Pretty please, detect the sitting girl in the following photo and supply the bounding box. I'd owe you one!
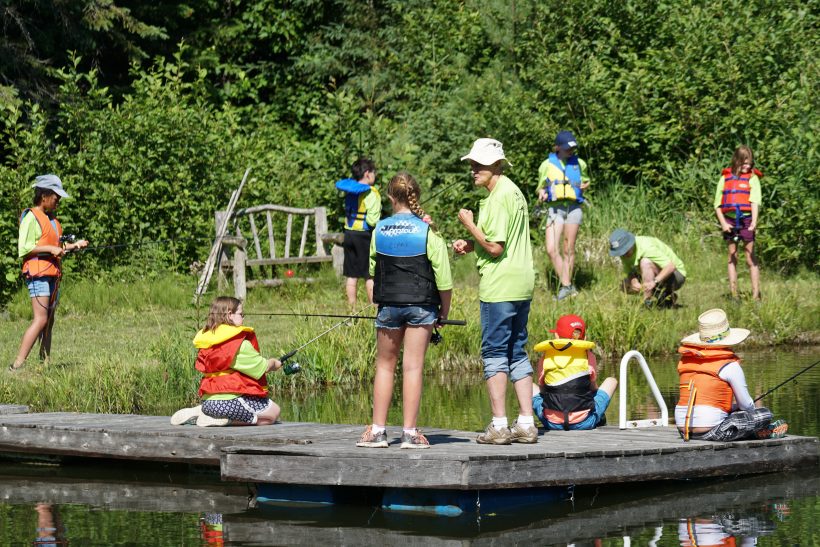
[171,296,282,427]
[532,314,617,430]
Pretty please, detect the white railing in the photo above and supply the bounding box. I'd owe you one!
[618,350,669,429]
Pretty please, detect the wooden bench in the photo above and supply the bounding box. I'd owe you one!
[216,205,344,300]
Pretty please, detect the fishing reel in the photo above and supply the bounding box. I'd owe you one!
[430,328,443,346]
[283,362,301,375]
[60,234,78,244]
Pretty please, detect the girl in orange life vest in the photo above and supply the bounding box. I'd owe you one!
[10,175,88,372]
[531,314,617,430]
[675,308,787,441]
[355,172,452,449]
[714,146,762,301]
[173,297,283,427]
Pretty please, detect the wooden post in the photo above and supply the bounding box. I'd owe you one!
[233,245,247,301]
[314,207,328,257]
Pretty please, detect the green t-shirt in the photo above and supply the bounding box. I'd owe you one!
[18,211,44,258]
[475,175,535,302]
[713,173,762,217]
[369,219,453,291]
[202,339,269,401]
[364,187,382,228]
[622,236,687,278]
[535,157,590,195]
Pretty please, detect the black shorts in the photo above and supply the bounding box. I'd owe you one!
[343,229,372,278]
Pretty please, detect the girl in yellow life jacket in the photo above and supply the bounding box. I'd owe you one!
[170,296,284,427]
[531,314,617,430]
[10,175,87,372]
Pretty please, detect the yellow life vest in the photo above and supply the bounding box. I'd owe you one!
[534,338,595,385]
[542,155,584,203]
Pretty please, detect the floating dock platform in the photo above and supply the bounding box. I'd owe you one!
[0,406,816,516]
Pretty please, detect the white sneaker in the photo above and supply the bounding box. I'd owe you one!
[170,405,202,426]
[196,414,231,427]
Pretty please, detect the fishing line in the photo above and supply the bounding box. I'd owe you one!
[754,358,820,403]
[246,311,466,325]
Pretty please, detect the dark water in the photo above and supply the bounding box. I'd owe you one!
[0,349,817,545]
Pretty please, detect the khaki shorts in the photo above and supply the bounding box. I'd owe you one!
[547,203,583,225]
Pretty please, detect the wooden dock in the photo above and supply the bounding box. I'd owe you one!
[0,407,816,492]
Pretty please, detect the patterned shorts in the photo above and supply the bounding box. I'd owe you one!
[684,408,773,442]
[201,396,272,424]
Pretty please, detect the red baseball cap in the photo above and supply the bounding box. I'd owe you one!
[550,314,586,339]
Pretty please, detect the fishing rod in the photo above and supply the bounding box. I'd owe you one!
[273,305,376,375]
[754,358,820,403]
[246,311,466,326]
[72,235,214,253]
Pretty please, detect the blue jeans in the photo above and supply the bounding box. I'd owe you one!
[532,390,611,430]
[480,300,533,382]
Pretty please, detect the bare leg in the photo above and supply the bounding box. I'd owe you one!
[365,278,374,305]
[13,296,51,367]
[545,222,565,284]
[744,241,761,300]
[727,242,738,297]
[39,302,57,361]
[562,223,580,287]
[345,277,358,307]
[486,373,509,418]
[255,401,282,425]
[371,327,404,426]
[513,376,534,417]
[400,325,433,429]
[639,258,661,300]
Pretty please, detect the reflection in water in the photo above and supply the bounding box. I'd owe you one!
[33,503,67,547]
[200,513,224,546]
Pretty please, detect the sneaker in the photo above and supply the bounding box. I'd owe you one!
[196,414,231,427]
[400,429,430,449]
[476,423,512,445]
[756,419,788,439]
[356,425,388,448]
[170,405,202,426]
[568,284,579,297]
[554,285,572,301]
[509,421,538,444]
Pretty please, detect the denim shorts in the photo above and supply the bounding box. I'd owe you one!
[532,389,611,430]
[547,203,583,225]
[201,395,272,424]
[26,277,58,299]
[375,304,438,330]
[480,300,533,382]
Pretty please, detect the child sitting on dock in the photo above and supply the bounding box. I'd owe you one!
[531,315,617,430]
[171,296,282,427]
[676,308,787,441]
[356,172,452,449]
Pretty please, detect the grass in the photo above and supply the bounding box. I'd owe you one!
[0,183,818,415]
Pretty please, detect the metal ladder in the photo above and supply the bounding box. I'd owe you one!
[618,350,669,429]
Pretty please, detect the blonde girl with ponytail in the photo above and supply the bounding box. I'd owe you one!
[356,172,453,449]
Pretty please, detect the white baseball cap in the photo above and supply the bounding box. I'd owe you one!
[460,138,512,167]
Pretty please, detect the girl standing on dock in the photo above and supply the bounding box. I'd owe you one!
[10,175,87,372]
[356,172,452,449]
[172,296,282,427]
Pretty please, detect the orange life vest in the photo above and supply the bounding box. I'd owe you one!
[195,331,269,397]
[719,167,762,216]
[676,344,737,413]
[20,208,62,279]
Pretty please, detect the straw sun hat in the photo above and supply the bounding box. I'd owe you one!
[681,308,750,347]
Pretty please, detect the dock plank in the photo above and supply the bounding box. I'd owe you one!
[0,413,816,490]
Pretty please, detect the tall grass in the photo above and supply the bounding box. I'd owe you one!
[0,183,817,415]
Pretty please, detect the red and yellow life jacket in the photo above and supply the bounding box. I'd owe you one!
[20,207,62,279]
[719,167,762,217]
[676,344,737,413]
[194,325,269,398]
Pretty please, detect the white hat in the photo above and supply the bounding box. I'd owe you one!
[460,138,512,166]
[681,308,750,347]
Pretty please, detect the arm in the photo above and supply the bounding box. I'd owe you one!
[437,290,452,326]
[719,362,756,412]
[715,207,732,232]
[452,239,475,255]
[457,208,505,258]
[233,340,273,379]
[579,158,590,190]
[749,202,759,232]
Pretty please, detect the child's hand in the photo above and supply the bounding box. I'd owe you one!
[267,358,282,372]
[720,221,732,233]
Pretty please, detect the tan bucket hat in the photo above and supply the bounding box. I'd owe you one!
[681,308,750,347]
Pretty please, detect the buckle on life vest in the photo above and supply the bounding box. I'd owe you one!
[204,370,235,378]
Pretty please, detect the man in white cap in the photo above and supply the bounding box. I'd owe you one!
[675,308,787,441]
[453,138,538,445]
